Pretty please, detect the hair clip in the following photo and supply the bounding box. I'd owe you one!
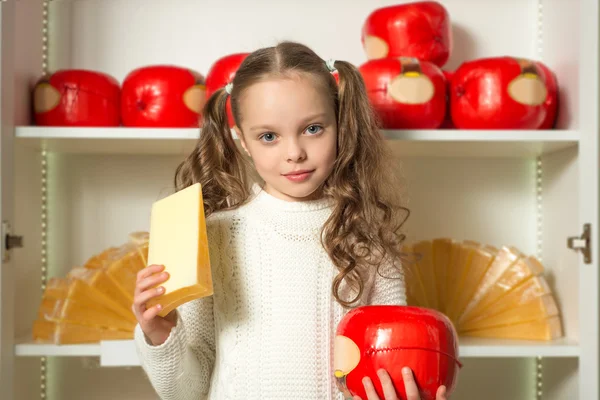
[225,82,233,95]
[325,59,337,73]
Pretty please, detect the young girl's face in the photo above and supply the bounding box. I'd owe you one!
[236,75,337,202]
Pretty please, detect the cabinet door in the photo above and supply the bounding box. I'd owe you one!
[577,0,600,397]
[0,2,16,398]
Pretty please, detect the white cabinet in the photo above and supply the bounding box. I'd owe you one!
[1,0,598,399]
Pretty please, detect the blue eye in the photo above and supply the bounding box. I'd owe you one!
[260,132,277,143]
[306,125,323,135]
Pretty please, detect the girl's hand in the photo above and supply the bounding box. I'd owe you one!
[353,367,448,400]
[132,264,178,346]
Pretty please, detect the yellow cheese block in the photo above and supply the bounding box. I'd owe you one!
[459,275,551,331]
[33,319,133,344]
[444,241,479,320]
[460,293,559,331]
[39,278,135,331]
[461,315,563,341]
[460,255,544,324]
[146,183,213,317]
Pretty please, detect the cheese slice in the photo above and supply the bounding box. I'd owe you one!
[460,255,544,324]
[459,246,524,324]
[450,245,497,323]
[39,278,135,331]
[432,238,453,311]
[460,315,563,341]
[33,319,133,344]
[146,183,213,317]
[459,275,551,331]
[103,243,147,302]
[67,266,133,315]
[445,241,480,322]
[460,293,559,332]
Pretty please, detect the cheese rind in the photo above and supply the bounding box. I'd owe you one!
[146,183,213,317]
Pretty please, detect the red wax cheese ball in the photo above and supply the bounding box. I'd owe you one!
[450,56,558,129]
[362,1,452,67]
[359,57,447,129]
[334,306,461,400]
[121,65,206,128]
[205,53,249,128]
[33,69,120,127]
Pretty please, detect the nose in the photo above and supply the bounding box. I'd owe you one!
[286,137,307,162]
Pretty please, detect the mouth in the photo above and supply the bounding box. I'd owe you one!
[282,169,315,182]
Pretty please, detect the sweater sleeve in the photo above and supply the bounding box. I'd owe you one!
[367,259,408,306]
[134,295,216,400]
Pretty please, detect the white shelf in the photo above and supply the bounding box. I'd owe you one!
[14,126,579,158]
[14,336,580,367]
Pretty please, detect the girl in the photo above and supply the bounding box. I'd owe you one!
[132,41,449,400]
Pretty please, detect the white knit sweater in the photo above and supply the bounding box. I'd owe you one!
[134,184,407,399]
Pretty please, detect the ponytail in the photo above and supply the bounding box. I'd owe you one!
[322,60,410,307]
[174,87,251,217]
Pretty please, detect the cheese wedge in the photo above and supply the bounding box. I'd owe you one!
[460,255,544,324]
[460,315,563,341]
[67,266,133,315]
[460,293,559,331]
[459,275,552,331]
[401,243,430,308]
[432,238,453,310]
[449,245,497,324]
[39,278,135,331]
[146,183,213,317]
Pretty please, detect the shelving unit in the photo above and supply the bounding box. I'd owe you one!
[1,0,598,399]
[15,126,580,157]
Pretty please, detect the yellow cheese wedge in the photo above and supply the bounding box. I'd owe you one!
[460,255,544,324]
[459,275,551,331]
[39,278,135,331]
[459,246,524,324]
[432,238,453,310]
[460,315,563,341]
[103,243,147,302]
[444,241,480,321]
[449,245,497,324]
[67,266,133,314]
[33,319,132,344]
[146,183,213,317]
[460,293,559,331]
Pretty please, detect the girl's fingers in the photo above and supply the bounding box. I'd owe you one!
[363,376,381,400]
[402,367,421,400]
[377,369,398,400]
[133,286,165,312]
[137,264,164,282]
[142,303,163,322]
[436,385,448,400]
[136,271,169,294]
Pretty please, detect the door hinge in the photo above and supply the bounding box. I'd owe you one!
[2,220,23,263]
[567,223,592,264]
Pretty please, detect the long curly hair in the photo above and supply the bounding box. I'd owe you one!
[174,41,410,307]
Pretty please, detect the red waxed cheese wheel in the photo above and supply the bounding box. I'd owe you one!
[359,57,447,129]
[450,56,558,129]
[33,69,120,127]
[361,1,452,67]
[121,65,206,128]
[334,305,461,400]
